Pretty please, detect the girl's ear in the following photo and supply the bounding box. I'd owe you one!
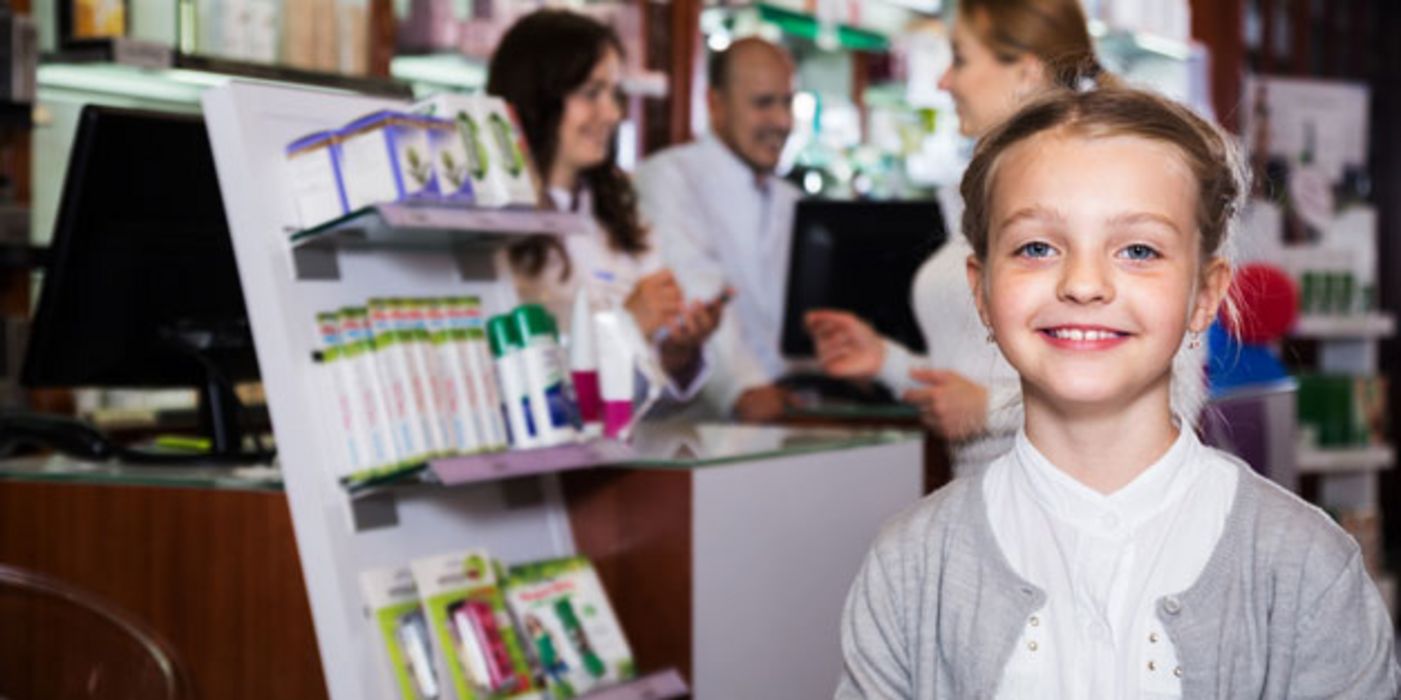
[966,254,991,328]
[1189,256,1233,333]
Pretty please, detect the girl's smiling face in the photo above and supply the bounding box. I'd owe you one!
[968,130,1231,416]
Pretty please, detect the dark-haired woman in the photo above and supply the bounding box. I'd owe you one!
[488,10,720,395]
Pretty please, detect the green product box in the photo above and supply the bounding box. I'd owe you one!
[505,556,635,698]
[410,550,538,700]
[359,566,441,700]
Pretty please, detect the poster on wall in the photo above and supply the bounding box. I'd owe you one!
[1241,75,1375,316]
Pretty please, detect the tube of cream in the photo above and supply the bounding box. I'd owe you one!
[568,288,601,432]
[593,310,634,439]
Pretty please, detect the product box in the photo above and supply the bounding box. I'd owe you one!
[335,306,404,481]
[414,94,539,208]
[285,130,349,230]
[410,550,538,699]
[505,556,635,696]
[337,111,441,211]
[361,566,442,700]
[425,117,477,203]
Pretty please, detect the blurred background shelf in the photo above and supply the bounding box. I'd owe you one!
[1296,444,1395,475]
[1292,313,1396,339]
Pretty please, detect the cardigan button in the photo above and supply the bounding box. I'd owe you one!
[1161,596,1182,615]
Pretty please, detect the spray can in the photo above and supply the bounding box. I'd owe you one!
[486,315,536,449]
[512,305,579,446]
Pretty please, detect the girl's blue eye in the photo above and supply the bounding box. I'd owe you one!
[1120,243,1160,261]
[1016,241,1054,258]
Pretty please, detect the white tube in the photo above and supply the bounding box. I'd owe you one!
[569,289,602,432]
[593,311,634,439]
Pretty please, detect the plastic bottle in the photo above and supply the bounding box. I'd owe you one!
[486,315,536,449]
[512,304,579,446]
[568,289,602,434]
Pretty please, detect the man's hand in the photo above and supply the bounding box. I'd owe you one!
[734,384,793,423]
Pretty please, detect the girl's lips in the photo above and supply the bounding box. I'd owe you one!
[1037,325,1131,350]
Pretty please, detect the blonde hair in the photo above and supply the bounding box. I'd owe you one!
[960,87,1246,264]
[959,0,1114,90]
[960,87,1247,424]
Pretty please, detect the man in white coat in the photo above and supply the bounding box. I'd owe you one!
[635,38,801,422]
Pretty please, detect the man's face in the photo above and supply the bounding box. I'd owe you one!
[709,47,795,174]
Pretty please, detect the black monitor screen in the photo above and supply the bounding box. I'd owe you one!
[781,199,947,357]
[23,105,258,389]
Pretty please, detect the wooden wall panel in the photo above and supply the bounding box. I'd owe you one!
[0,481,328,700]
[562,468,693,685]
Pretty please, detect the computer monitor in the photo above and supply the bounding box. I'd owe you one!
[21,105,262,459]
[781,199,947,357]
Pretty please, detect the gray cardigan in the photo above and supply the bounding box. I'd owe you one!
[837,456,1399,699]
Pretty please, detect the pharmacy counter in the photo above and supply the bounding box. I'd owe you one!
[0,421,923,700]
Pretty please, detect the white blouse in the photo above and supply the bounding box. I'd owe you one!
[507,187,708,401]
[984,427,1239,699]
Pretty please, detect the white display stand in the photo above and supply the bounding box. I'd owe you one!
[201,81,926,699]
[201,81,583,700]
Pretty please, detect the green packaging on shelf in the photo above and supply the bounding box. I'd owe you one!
[314,311,371,478]
[505,556,636,697]
[449,297,509,450]
[422,117,476,203]
[360,566,442,700]
[399,298,451,457]
[488,314,536,449]
[336,306,400,472]
[369,298,432,463]
[1296,374,1388,448]
[410,550,538,700]
[413,94,540,208]
[337,111,441,211]
[426,298,484,454]
[513,304,580,447]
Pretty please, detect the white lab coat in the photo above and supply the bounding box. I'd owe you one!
[635,135,803,412]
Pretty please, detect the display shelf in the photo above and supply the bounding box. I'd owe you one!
[290,204,586,248]
[1296,444,1395,475]
[43,38,412,99]
[344,439,636,497]
[1089,19,1195,63]
[344,423,916,497]
[1291,313,1396,339]
[288,204,587,279]
[579,669,688,700]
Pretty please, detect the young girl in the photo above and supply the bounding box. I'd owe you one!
[837,88,1398,698]
[487,10,720,395]
[807,0,1134,477]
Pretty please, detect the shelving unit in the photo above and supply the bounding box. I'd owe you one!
[201,80,923,700]
[289,204,587,280]
[344,439,637,497]
[43,38,413,99]
[1297,444,1395,475]
[1292,312,1396,339]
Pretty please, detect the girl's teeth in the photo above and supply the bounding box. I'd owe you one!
[1053,329,1116,341]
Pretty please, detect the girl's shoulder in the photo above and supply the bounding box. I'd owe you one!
[863,474,990,571]
[1206,446,1362,576]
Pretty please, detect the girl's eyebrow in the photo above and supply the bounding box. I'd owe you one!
[1106,211,1183,235]
[998,205,1065,230]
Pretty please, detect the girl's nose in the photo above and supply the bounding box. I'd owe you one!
[1057,253,1114,305]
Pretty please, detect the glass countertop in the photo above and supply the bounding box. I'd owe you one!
[0,422,920,493]
[0,454,282,492]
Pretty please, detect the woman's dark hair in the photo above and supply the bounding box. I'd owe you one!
[487,9,647,279]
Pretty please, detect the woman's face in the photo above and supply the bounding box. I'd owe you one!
[938,18,1045,138]
[554,46,624,182]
